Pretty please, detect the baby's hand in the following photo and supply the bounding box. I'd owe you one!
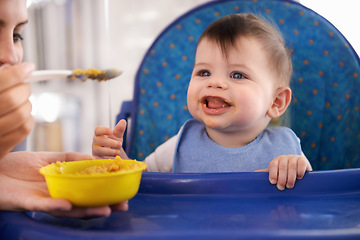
[92,119,128,159]
[256,155,312,190]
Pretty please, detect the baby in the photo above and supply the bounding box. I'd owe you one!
[93,13,312,190]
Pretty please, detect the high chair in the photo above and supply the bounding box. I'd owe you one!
[117,0,360,170]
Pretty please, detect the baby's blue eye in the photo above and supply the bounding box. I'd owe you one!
[199,70,210,77]
[231,72,245,79]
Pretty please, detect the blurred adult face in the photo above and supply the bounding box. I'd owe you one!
[0,0,28,66]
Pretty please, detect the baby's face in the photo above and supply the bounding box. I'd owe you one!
[187,36,278,136]
[0,0,27,66]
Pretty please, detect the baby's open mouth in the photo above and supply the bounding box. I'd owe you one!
[201,96,232,109]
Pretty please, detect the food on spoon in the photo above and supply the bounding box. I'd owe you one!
[71,68,121,81]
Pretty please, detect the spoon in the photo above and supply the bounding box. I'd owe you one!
[27,68,123,83]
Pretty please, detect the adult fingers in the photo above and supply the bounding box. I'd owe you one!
[0,100,32,137]
[0,83,31,116]
[0,116,34,159]
[29,198,72,212]
[35,152,93,165]
[27,193,114,219]
[49,205,113,219]
[111,201,129,212]
[0,62,34,92]
[62,152,93,162]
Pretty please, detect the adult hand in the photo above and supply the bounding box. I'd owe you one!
[0,63,35,159]
[0,151,128,218]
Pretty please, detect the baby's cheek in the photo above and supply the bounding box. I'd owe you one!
[187,93,198,113]
[236,98,264,123]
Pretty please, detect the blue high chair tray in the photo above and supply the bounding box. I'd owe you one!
[1,169,360,240]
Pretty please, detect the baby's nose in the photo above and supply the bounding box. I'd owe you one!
[207,76,228,89]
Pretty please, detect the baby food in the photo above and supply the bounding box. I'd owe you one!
[77,156,140,174]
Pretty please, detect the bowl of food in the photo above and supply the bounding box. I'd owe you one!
[39,156,147,207]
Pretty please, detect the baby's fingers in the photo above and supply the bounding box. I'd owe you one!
[268,158,279,186]
[92,143,120,158]
[113,119,127,140]
[297,157,312,179]
[94,126,112,137]
[285,157,299,189]
[92,134,121,157]
[93,134,121,149]
[276,158,289,191]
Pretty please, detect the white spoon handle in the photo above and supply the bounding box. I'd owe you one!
[27,70,73,83]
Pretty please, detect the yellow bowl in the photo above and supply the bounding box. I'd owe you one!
[39,157,147,207]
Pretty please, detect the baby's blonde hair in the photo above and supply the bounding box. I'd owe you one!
[198,13,292,86]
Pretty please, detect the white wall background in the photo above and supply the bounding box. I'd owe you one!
[300,0,360,57]
[23,0,360,155]
[24,0,209,154]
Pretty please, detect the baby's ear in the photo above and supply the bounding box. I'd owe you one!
[267,87,292,119]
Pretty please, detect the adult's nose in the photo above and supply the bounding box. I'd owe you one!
[0,38,19,66]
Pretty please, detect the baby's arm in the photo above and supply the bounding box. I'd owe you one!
[256,154,312,190]
[92,119,129,159]
[144,134,178,172]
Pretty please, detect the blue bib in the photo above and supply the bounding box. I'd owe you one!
[173,119,302,173]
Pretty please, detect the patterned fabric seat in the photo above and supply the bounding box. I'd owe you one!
[117,0,360,170]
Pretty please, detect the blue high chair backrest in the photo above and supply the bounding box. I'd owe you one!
[117,0,360,170]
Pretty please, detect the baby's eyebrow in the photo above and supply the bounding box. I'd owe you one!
[193,62,211,68]
[229,63,251,70]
